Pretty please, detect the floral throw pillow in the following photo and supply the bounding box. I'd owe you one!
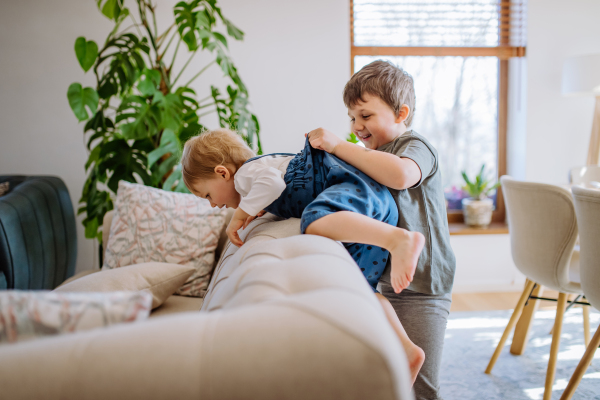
[103,181,228,297]
[0,290,151,344]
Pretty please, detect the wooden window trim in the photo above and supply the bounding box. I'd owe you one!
[350,0,525,224]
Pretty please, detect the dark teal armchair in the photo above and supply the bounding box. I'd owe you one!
[0,176,77,290]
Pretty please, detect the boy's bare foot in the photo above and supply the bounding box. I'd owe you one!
[388,230,425,293]
[405,344,426,385]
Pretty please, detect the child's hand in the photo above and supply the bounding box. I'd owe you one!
[242,210,266,229]
[227,208,255,247]
[226,217,245,247]
[306,128,342,154]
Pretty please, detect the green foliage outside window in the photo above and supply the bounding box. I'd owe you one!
[67,0,261,242]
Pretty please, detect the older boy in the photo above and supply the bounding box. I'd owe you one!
[307,60,456,400]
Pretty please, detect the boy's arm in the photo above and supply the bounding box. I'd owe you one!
[307,129,421,190]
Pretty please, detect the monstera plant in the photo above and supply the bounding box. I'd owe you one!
[67,0,261,243]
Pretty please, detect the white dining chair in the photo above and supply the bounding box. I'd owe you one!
[569,165,600,187]
[485,176,584,400]
[560,186,600,399]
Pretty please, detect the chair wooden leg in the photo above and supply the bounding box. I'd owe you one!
[560,324,600,400]
[583,305,591,348]
[543,293,568,400]
[550,294,574,335]
[511,283,544,355]
[485,280,535,374]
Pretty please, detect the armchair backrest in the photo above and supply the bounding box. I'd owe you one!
[0,176,77,289]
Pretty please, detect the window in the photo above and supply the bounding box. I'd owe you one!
[350,0,526,223]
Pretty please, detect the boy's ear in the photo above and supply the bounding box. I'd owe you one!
[396,104,410,124]
[214,165,231,180]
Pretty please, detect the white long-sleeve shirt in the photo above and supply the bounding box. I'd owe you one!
[234,155,294,216]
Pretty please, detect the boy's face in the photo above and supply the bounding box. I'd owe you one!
[190,168,241,209]
[348,93,408,150]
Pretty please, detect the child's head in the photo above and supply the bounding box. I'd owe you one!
[343,60,415,149]
[181,128,254,208]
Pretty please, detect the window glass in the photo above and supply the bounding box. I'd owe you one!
[354,56,499,209]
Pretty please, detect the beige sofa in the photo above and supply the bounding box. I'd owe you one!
[0,211,413,400]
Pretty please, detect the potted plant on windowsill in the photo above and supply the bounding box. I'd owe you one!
[461,165,500,228]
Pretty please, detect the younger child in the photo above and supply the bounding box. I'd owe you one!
[180,128,425,383]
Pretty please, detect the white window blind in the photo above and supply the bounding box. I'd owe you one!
[352,0,526,49]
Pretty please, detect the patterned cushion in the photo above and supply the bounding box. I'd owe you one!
[0,290,151,344]
[103,181,228,297]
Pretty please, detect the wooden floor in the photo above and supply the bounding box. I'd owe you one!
[451,290,562,312]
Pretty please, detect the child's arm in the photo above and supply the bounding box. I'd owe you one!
[307,129,421,190]
[227,162,286,246]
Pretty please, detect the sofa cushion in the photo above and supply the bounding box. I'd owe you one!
[149,295,203,318]
[0,291,151,344]
[54,263,195,309]
[103,181,228,297]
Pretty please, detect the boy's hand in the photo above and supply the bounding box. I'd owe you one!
[306,128,343,154]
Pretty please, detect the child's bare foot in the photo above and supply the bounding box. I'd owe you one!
[405,344,426,385]
[388,230,425,293]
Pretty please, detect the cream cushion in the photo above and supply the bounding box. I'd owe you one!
[54,263,195,309]
[0,214,412,400]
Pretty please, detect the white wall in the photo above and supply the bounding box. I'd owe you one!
[0,0,349,273]
[526,0,600,183]
[1,0,597,292]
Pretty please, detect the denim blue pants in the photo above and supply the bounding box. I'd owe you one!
[247,139,398,291]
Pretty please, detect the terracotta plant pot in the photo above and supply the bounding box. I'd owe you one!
[462,198,494,228]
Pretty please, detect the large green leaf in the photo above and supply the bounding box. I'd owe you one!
[97,0,123,21]
[67,83,99,122]
[174,1,202,51]
[116,95,161,139]
[97,34,149,99]
[159,93,183,132]
[74,37,98,72]
[148,129,180,168]
[137,68,161,96]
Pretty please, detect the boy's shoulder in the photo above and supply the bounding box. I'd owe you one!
[378,130,438,159]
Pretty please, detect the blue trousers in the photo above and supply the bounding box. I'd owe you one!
[248,139,398,291]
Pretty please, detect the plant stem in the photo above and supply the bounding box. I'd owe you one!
[171,51,198,87]
[197,94,213,104]
[183,60,216,87]
[197,102,215,110]
[157,23,176,49]
[138,0,158,62]
[169,39,182,73]
[198,108,217,118]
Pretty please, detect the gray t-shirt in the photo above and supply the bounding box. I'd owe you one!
[378,131,456,295]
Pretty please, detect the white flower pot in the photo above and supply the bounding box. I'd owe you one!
[462,198,494,228]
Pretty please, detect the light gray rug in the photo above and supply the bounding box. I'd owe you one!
[440,307,600,400]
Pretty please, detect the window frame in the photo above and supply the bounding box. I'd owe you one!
[350,0,526,223]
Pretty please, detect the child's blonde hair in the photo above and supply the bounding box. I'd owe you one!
[343,60,416,127]
[181,128,255,190]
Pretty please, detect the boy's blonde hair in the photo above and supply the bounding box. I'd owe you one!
[181,128,255,189]
[343,60,416,127]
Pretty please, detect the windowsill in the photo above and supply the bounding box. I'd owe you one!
[448,222,508,236]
